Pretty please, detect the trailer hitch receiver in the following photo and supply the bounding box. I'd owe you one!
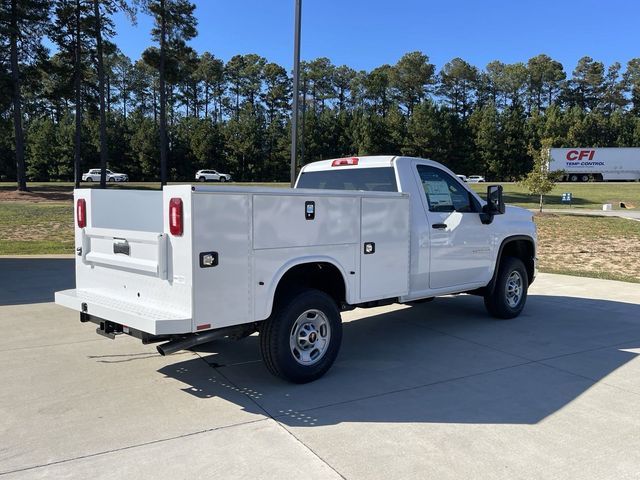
[96,320,123,339]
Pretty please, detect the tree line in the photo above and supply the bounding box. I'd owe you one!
[2,0,640,189]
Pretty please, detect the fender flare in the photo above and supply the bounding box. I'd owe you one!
[262,255,351,319]
[487,235,536,293]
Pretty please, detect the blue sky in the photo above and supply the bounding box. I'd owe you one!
[112,0,640,73]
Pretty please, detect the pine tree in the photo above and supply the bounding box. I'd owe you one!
[438,57,478,118]
[196,52,223,119]
[93,0,108,187]
[623,58,640,114]
[141,0,197,185]
[90,0,135,187]
[526,54,565,110]
[567,57,605,111]
[390,52,435,115]
[0,0,51,190]
[471,102,500,178]
[53,0,93,187]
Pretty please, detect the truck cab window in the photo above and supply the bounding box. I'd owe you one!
[297,167,398,192]
[417,165,475,213]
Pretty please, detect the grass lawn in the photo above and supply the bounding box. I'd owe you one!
[0,202,74,255]
[469,182,640,210]
[534,214,640,283]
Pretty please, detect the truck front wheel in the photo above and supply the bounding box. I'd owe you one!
[260,289,342,383]
[484,256,528,319]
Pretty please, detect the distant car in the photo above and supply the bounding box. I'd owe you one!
[82,169,128,182]
[195,169,232,182]
[456,174,468,182]
[467,175,486,183]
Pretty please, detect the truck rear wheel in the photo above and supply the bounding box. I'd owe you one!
[260,288,342,383]
[484,256,528,319]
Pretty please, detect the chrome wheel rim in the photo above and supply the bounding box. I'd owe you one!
[505,271,523,308]
[289,309,331,366]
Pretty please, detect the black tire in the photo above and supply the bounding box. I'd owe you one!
[108,177,115,182]
[219,177,226,182]
[198,176,206,182]
[484,256,528,319]
[581,174,589,182]
[85,177,93,182]
[260,288,342,383]
[569,174,579,182]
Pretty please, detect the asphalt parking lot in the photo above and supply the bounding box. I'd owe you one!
[1,258,639,479]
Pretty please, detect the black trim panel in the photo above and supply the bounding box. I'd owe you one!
[488,235,536,292]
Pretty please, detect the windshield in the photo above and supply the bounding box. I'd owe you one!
[296,167,397,192]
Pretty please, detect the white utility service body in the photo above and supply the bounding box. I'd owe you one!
[56,185,410,334]
[549,147,640,181]
[56,156,536,382]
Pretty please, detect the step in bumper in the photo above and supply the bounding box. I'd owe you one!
[55,289,191,335]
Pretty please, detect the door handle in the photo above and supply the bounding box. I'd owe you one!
[432,223,447,230]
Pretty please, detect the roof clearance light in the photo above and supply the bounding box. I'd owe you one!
[169,198,183,236]
[331,157,359,167]
[76,198,86,228]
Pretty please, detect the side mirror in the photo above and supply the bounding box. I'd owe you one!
[485,185,505,215]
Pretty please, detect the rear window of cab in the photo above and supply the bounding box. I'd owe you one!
[296,167,397,192]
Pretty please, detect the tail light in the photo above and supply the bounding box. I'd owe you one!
[331,157,359,167]
[169,198,183,236]
[76,199,86,228]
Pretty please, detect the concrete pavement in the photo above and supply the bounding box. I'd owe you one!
[1,258,640,479]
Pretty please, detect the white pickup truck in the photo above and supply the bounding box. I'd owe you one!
[56,156,536,383]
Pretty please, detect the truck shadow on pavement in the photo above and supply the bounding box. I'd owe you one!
[158,293,640,427]
[0,258,74,306]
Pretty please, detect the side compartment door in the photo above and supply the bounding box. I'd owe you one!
[359,196,410,301]
[192,193,252,329]
[415,164,494,289]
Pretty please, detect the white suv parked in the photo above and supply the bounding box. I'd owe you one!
[467,175,486,183]
[82,169,128,182]
[195,170,232,182]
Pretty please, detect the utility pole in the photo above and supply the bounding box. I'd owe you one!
[290,0,302,187]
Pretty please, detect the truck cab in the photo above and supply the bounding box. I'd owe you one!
[296,156,536,302]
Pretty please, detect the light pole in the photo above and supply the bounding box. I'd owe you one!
[290,0,302,187]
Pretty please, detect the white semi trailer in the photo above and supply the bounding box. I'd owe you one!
[549,147,640,182]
